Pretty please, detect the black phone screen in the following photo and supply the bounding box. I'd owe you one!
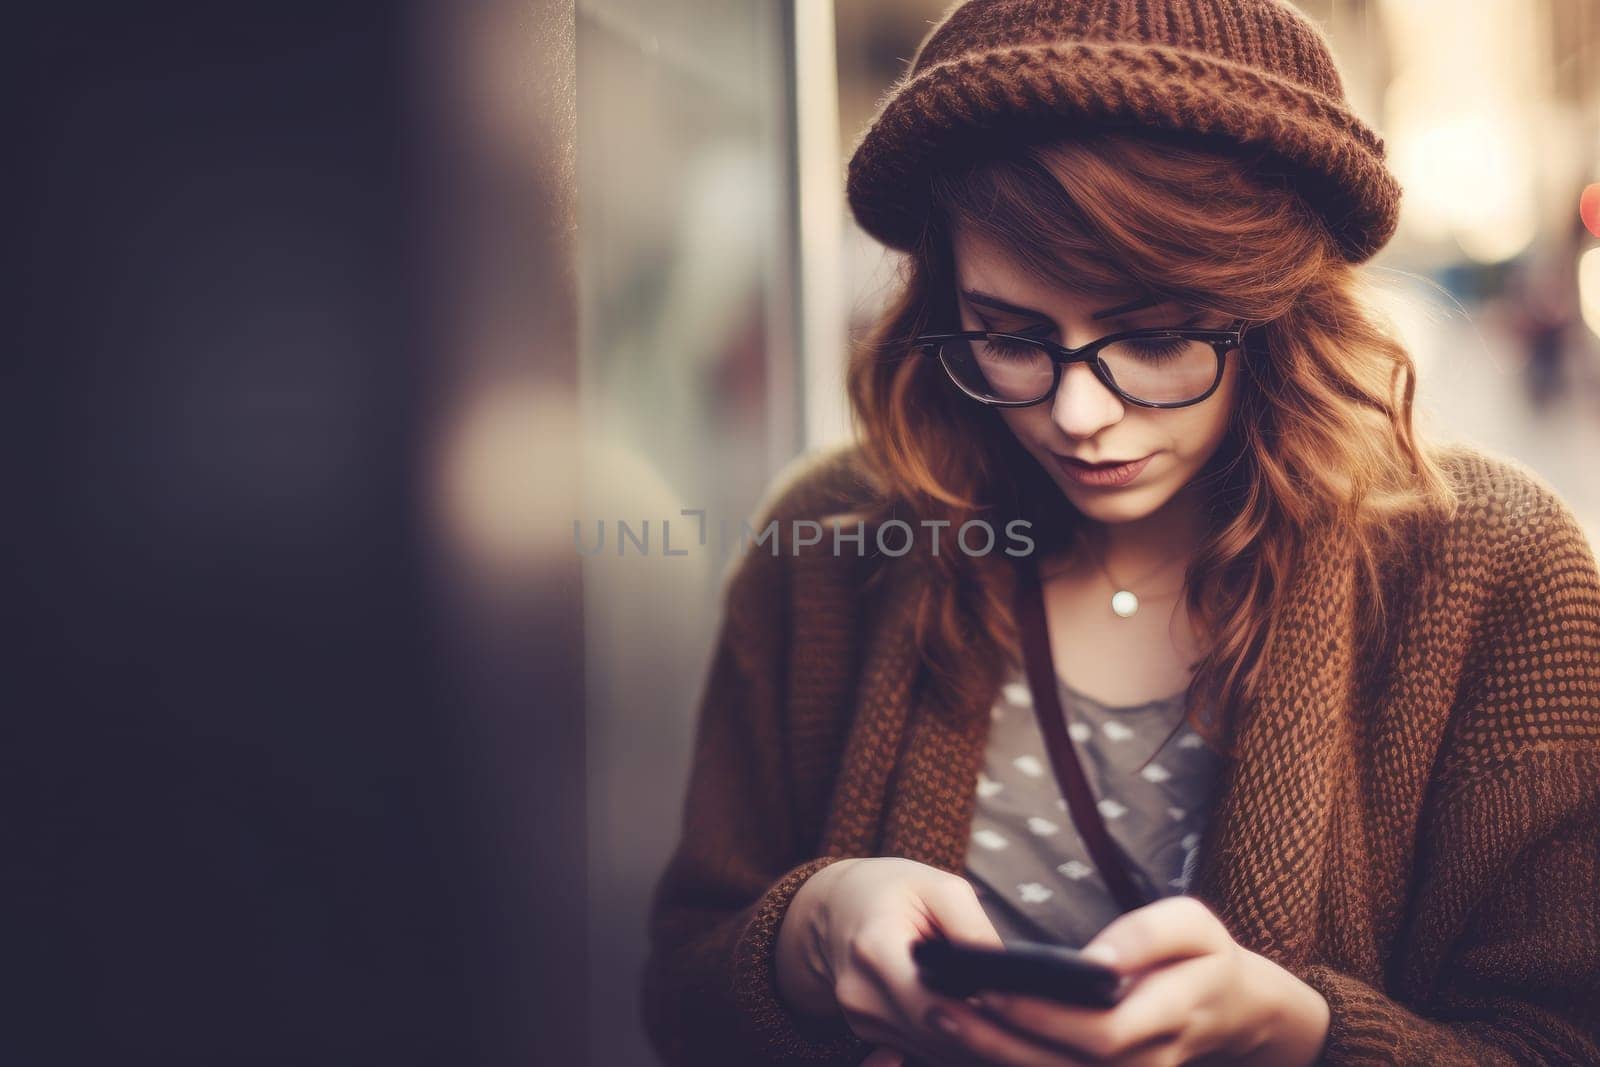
[912,936,1129,1008]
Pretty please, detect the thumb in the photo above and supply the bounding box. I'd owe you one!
[922,876,1005,949]
[1081,895,1224,972]
[859,1046,905,1067]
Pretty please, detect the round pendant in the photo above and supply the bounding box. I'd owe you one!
[1110,589,1139,618]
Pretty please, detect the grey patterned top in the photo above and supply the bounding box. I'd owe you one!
[963,660,1227,948]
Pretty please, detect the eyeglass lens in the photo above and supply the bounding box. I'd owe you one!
[936,334,1219,405]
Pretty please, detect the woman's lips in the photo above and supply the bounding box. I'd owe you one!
[1054,452,1154,488]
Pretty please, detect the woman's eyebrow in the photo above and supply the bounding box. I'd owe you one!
[961,288,1164,321]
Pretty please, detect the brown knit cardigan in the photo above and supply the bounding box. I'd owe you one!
[639,440,1600,1066]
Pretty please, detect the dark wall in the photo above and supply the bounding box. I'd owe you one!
[12,5,580,1064]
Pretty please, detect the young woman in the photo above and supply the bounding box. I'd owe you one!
[641,2,1600,1065]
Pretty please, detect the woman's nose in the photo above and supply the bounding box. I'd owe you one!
[1050,361,1125,437]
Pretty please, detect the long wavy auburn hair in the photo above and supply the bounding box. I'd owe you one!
[844,126,1461,757]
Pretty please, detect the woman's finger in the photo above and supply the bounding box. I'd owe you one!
[875,942,995,1065]
[843,926,988,1067]
[860,1047,905,1067]
[919,876,1007,949]
[1079,895,1229,974]
[923,999,1099,1067]
[971,954,1208,1055]
[941,992,1196,1067]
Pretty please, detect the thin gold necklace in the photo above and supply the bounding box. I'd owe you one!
[1083,536,1188,619]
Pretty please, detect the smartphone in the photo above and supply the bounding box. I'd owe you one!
[912,936,1129,1008]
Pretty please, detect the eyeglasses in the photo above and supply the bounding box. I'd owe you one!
[909,319,1251,409]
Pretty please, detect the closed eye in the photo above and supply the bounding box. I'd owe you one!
[985,313,1208,341]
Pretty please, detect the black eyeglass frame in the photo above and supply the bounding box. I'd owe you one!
[910,318,1253,409]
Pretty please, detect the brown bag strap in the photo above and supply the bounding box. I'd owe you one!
[1013,553,1152,915]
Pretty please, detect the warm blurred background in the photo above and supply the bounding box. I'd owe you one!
[13,2,1597,1065]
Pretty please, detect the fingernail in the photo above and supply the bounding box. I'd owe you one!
[928,1008,959,1035]
[1081,943,1118,965]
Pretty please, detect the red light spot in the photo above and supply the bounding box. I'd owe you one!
[1583,183,1600,239]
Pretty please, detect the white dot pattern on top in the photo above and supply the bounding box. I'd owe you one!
[963,660,1227,948]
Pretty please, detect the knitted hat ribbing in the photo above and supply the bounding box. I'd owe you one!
[845,0,1401,264]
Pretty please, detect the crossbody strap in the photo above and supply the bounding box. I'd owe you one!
[1013,553,1152,915]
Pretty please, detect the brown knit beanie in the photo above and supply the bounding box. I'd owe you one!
[845,0,1402,264]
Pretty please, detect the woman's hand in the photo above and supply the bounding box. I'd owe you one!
[774,857,1008,1066]
[912,895,1331,1067]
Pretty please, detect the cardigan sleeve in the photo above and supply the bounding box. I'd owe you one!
[638,541,876,1066]
[1289,483,1600,1065]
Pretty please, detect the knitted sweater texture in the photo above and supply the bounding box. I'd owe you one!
[639,440,1600,1066]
